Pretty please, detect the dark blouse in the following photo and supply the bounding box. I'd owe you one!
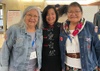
[41,22,62,71]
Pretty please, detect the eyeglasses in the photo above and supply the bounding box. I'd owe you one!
[26,14,39,18]
[68,11,81,14]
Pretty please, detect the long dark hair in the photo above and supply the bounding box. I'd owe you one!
[42,5,58,27]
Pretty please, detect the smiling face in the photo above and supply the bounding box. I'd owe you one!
[46,8,56,25]
[24,9,39,28]
[67,6,83,23]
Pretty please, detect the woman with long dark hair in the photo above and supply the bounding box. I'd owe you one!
[41,5,62,71]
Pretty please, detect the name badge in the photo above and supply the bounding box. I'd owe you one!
[98,34,100,40]
[30,51,37,60]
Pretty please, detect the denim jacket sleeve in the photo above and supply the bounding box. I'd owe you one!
[94,33,100,67]
[0,26,15,71]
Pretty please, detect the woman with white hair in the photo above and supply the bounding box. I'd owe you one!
[0,6,43,71]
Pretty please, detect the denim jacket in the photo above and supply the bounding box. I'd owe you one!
[60,21,100,71]
[0,24,43,71]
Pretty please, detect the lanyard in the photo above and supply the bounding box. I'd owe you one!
[64,30,72,43]
[32,38,36,47]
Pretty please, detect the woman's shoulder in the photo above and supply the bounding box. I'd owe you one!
[85,21,95,28]
[85,21,95,35]
[6,24,21,36]
[36,29,43,33]
[6,24,20,39]
[8,24,20,31]
[56,22,63,27]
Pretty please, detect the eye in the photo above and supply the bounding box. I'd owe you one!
[68,11,81,14]
[26,14,38,18]
[26,14,32,17]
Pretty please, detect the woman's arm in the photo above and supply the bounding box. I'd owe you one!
[0,26,15,71]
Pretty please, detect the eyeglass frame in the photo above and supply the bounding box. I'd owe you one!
[67,10,81,14]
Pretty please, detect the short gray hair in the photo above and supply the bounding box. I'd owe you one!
[18,6,43,29]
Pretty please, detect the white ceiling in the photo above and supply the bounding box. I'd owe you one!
[46,0,100,5]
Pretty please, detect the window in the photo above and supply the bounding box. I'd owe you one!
[0,4,3,30]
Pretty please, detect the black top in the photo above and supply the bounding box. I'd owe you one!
[41,22,62,71]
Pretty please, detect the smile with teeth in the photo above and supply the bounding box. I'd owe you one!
[29,20,35,23]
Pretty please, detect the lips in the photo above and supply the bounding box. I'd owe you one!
[29,20,35,23]
[70,17,77,18]
[48,18,54,21]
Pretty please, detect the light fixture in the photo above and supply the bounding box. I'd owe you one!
[21,0,32,2]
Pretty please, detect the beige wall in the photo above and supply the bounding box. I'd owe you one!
[1,0,45,10]
[1,0,45,31]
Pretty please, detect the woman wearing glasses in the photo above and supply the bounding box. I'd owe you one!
[60,2,100,71]
[0,6,43,71]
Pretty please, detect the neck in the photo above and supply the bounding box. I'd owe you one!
[27,27,36,33]
[70,22,78,26]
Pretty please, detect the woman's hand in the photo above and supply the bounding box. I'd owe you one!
[66,66,70,71]
[62,67,69,71]
[4,33,7,40]
[62,69,64,71]
[35,68,40,71]
[97,67,100,71]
